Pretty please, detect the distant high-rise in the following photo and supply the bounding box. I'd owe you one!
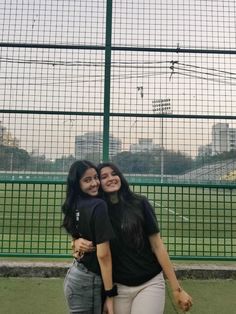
[212,123,236,155]
[198,123,236,157]
[228,127,236,151]
[75,132,122,159]
[0,122,5,143]
[212,123,229,155]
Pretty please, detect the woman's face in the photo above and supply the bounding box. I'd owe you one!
[79,168,100,197]
[99,166,121,194]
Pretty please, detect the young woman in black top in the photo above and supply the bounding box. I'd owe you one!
[73,162,193,314]
[62,160,116,314]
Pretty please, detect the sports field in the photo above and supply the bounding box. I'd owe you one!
[0,182,236,259]
[1,276,236,314]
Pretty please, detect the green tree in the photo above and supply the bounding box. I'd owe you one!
[53,155,76,172]
[112,150,193,175]
[0,145,31,170]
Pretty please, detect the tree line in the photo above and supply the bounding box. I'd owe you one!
[1,144,235,175]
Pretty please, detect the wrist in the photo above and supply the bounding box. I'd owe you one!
[104,285,118,297]
[173,286,182,293]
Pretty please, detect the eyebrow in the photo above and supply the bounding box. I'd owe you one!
[81,176,92,180]
[82,174,98,179]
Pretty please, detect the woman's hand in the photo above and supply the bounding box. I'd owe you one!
[103,297,114,314]
[72,238,96,259]
[173,288,193,312]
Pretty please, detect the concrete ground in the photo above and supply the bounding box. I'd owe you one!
[1,260,236,279]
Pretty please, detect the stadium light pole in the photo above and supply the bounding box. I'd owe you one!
[152,98,171,183]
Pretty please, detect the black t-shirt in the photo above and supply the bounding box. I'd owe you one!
[75,197,114,275]
[108,197,162,286]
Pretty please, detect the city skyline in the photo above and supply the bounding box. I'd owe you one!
[2,120,236,161]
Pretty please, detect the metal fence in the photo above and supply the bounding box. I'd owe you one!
[0,0,236,259]
[0,180,235,259]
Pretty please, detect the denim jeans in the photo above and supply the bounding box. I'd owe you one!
[64,260,102,314]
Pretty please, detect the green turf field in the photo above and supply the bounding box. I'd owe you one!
[0,182,235,259]
[1,277,236,314]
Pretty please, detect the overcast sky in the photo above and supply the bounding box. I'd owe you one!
[0,0,236,158]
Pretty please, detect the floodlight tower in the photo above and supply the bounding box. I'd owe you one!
[152,98,172,183]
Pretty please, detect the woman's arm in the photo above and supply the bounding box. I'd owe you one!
[73,238,115,314]
[96,241,113,290]
[96,241,114,314]
[73,239,113,291]
[149,233,193,312]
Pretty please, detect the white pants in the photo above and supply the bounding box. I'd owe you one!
[114,272,165,314]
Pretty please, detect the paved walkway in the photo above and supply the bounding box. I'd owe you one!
[1,260,236,279]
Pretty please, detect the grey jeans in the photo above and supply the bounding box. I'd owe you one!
[64,260,102,314]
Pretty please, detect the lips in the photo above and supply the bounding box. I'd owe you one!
[90,189,98,193]
[107,181,118,186]
[106,184,117,188]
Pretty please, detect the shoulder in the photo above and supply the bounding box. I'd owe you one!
[139,196,156,215]
[91,198,111,223]
[79,197,106,207]
[91,197,107,207]
[78,198,109,222]
[141,196,152,207]
[77,197,107,214]
[90,197,108,213]
[132,194,151,209]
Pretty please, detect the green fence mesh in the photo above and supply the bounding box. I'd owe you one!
[0,181,235,259]
[0,0,236,258]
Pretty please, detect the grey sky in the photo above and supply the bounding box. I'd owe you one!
[0,0,235,158]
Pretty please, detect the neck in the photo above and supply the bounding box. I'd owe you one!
[109,193,119,204]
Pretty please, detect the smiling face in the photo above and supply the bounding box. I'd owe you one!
[79,167,100,197]
[99,166,121,195]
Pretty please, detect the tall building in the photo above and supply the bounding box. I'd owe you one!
[0,122,5,144]
[212,123,236,155]
[75,132,122,159]
[198,123,236,157]
[228,127,236,151]
[130,138,160,152]
[212,123,229,155]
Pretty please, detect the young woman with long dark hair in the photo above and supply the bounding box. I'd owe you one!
[62,160,116,314]
[73,162,193,314]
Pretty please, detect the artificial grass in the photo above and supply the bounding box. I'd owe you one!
[1,277,236,314]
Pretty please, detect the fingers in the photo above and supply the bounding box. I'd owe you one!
[74,239,95,252]
[73,250,85,260]
[73,252,79,259]
[174,289,193,312]
[82,239,94,250]
[178,298,193,312]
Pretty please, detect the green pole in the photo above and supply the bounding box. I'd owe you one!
[103,0,113,161]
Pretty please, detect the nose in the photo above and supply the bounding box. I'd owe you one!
[106,174,113,181]
[91,178,99,186]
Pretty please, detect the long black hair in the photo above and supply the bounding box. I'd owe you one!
[97,162,145,250]
[61,160,98,237]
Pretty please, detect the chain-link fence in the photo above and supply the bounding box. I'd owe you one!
[0,0,235,259]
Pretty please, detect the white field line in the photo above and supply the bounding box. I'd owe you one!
[150,200,189,222]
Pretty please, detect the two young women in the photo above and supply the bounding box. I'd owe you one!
[61,160,116,314]
[73,162,193,314]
